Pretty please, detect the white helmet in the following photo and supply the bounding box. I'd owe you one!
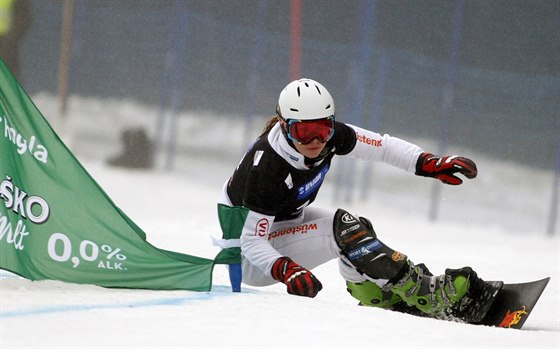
[277,78,335,120]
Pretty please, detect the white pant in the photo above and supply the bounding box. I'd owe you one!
[241,206,367,286]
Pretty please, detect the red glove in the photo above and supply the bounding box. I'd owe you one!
[415,152,477,185]
[271,257,323,298]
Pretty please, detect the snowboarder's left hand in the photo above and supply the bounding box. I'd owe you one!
[271,257,323,298]
[415,152,477,185]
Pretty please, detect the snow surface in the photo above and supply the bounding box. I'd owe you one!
[1,94,559,348]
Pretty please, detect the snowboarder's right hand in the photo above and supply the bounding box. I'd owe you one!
[271,257,323,298]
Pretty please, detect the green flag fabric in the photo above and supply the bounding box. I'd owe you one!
[0,59,216,291]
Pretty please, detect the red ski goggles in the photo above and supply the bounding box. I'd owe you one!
[285,116,335,144]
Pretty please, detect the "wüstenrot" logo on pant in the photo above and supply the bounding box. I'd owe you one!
[268,223,318,240]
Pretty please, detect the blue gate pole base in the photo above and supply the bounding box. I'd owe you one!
[228,263,242,292]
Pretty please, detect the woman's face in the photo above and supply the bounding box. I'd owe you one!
[279,117,331,159]
[293,138,327,159]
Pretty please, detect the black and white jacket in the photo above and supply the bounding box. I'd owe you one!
[220,122,423,275]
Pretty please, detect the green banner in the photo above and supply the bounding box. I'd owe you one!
[0,59,216,291]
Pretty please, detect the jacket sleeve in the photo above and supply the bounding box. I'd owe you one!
[239,209,282,275]
[345,124,423,172]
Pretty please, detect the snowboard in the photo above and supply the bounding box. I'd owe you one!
[388,277,550,329]
[480,277,550,329]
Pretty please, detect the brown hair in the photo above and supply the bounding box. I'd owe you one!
[260,115,281,137]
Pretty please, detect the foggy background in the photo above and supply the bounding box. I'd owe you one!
[16,0,559,170]
[6,0,560,169]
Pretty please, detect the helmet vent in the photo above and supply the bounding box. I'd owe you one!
[325,104,331,110]
[315,85,322,95]
[297,87,301,97]
[290,108,299,112]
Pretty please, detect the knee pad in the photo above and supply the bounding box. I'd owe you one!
[333,208,408,280]
[346,280,402,308]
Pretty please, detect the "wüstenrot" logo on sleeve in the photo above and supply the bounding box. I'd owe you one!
[356,132,382,147]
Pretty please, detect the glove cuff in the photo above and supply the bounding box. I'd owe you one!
[271,256,291,282]
[415,152,433,177]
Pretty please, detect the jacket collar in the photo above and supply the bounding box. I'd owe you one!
[267,123,309,170]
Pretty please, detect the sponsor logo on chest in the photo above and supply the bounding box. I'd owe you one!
[296,165,329,200]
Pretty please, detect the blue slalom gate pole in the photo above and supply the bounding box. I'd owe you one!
[334,0,376,203]
[243,0,268,149]
[155,1,188,171]
[164,2,189,171]
[228,263,242,292]
[429,0,465,221]
[547,142,559,235]
[361,50,389,200]
[230,0,269,292]
[155,7,176,160]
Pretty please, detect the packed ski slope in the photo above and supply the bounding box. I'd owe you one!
[1,95,558,348]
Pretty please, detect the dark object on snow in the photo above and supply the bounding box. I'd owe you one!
[107,127,154,169]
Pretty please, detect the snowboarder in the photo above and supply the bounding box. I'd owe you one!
[217,78,484,318]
